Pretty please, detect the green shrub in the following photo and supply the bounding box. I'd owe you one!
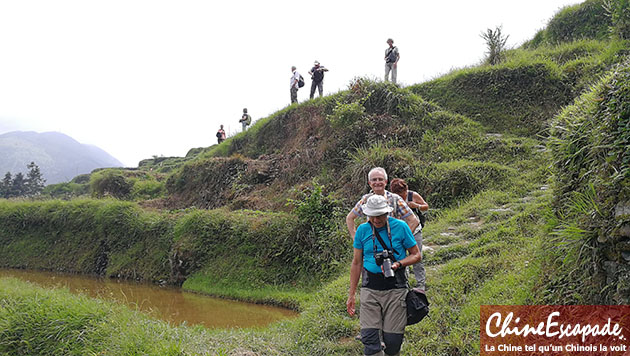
[287,182,347,273]
[327,99,365,129]
[481,26,509,65]
[42,182,89,199]
[70,174,91,184]
[346,143,418,191]
[414,160,516,208]
[131,179,165,200]
[90,170,132,199]
[545,0,610,43]
[410,62,573,135]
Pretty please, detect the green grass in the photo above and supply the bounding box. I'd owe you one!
[0,277,197,356]
[0,163,559,356]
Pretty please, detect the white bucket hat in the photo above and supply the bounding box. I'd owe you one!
[362,195,393,217]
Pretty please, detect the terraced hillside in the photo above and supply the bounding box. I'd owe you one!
[0,0,628,355]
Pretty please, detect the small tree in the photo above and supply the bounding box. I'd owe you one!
[0,172,11,198]
[10,173,26,197]
[25,161,46,196]
[481,26,509,65]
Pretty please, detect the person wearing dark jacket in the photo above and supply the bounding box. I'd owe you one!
[308,60,329,99]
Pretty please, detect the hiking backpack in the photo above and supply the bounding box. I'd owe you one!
[298,74,305,88]
[243,114,251,125]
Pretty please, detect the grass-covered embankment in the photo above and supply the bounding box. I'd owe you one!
[542,58,630,304]
[0,277,199,356]
[0,163,554,355]
[0,195,348,309]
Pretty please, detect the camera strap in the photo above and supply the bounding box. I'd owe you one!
[369,220,398,257]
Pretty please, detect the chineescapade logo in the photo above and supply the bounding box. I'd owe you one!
[480,305,630,355]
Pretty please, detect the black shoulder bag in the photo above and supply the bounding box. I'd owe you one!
[406,288,429,325]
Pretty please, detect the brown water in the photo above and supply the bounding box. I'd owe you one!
[0,268,297,329]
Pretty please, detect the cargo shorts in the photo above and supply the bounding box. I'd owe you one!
[360,287,407,334]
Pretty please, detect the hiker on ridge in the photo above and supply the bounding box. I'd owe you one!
[390,178,429,293]
[308,60,329,99]
[384,38,400,84]
[290,66,301,104]
[216,125,226,144]
[346,167,419,241]
[239,108,251,132]
[347,194,421,356]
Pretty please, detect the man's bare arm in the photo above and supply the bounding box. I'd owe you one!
[404,213,419,233]
[346,211,357,240]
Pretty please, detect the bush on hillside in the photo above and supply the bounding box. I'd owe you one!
[346,143,418,194]
[413,160,516,208]
[71,174,91,184]
[547,60,630,304]
[90,170,132,199]
[328,99,365,129]
[410,63,573,135]
[42,182,89,199]
[526,0,611,47]
[90,169,166,201]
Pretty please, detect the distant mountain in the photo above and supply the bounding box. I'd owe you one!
[0,131,123,184]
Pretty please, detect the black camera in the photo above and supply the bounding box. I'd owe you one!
[375,249,395,278]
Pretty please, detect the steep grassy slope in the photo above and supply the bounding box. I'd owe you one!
[165,80,536,214]
[543,59,630,305]
[409,41,628,136]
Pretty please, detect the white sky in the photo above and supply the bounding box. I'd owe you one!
[0,0,582,167]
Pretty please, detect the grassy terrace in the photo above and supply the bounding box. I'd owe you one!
[0,156,554,355]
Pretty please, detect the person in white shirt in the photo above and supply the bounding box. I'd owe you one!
[290,66,301,104]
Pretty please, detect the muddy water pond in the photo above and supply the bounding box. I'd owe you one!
[0,268,297,329]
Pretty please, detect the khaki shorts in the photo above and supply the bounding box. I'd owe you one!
[360,287,407,334]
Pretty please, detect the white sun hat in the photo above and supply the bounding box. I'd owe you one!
[362,195,393,217]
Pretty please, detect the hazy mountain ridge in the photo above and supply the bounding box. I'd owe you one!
[0,131,123,184]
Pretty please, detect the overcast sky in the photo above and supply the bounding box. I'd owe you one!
[0,0,582,167]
